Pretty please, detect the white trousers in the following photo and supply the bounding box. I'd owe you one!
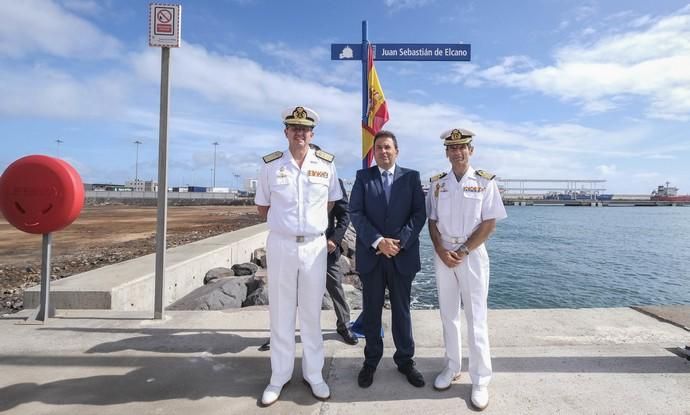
[266,232,327,386]
[434,241,492,386]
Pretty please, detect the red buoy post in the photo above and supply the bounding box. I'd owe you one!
[0,155,84,323]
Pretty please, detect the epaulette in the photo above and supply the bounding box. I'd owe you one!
[315,149,334,163]
[430,172,447,182]
[475,169,496,180]
[262,151,283,163]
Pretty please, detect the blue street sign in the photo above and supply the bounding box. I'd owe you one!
[331,43,471,61]
[331,44,362,60]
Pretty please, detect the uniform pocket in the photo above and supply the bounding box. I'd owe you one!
[308,176,329,186]
[463,192,482,200]
[307,176,329,203]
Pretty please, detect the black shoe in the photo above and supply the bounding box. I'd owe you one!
[337,327,359,345]
[398,363,425,387]
[358,364,376,388]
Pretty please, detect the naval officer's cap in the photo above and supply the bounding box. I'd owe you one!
[440,128,474,146]
[282,106,319,128]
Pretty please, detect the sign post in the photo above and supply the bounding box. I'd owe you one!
[332,21,471,166]
[149,3,181,319]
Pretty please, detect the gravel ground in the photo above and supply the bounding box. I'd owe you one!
[0,205,262,314]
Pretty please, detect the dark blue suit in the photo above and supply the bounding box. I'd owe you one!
[349,165,426,369]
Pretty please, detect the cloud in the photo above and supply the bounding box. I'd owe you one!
[408,89,428,96]
[0,0,122,59]
[1,5,680,191]
[60,0,106,16]
[597,164,617,175]
[0,64,130,118]
[258,42,359,87]
[573,4,597,21]
[129,43,361,129]
[442,6,690,120]
[384,0,435,12]
[2,33,660,185]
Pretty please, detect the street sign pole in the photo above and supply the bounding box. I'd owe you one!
[149,3,181,319]
[154,46,170,320]
[361,20,369,169]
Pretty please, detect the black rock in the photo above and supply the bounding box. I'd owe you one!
[167,278,247,310]
[252,248,267,268]
[204,267,234,285]
[321,292,334,310]
[231,262,259,276]
[243,286,269,306]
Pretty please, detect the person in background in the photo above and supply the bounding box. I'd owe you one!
[310,144,359,346]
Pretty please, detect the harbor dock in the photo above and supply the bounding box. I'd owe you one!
[502,198,690,207]
[1,307,688,414]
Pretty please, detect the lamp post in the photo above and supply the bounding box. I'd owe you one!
[56,139,64,157]
[134,140,143,181]
[233,173,240,190]
[212,141,219,188]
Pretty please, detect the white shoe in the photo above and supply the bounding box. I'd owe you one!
[433,368,461,391]
[304,379,330,400]
[261,384,283,406]
[471,385,489,410]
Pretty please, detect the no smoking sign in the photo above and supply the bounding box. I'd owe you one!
[149,4,182,47]
[156,9,173,33]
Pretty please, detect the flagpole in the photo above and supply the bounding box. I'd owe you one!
[361,20,369,169]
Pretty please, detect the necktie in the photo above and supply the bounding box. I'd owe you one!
[382,171,392,203]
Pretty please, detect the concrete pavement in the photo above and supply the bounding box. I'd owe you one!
[1,307,688,414]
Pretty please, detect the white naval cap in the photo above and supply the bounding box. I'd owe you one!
[282,106,319,127]
[440,128,475,146]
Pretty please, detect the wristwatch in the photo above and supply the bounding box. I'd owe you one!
[458,244,470,256]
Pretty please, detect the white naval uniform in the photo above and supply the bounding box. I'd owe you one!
[255,148,342,387]
[425,166,507,387]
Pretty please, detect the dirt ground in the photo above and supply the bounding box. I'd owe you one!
[0,205,262,314]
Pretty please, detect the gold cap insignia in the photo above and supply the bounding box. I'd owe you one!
[293,107,307,119]
[441,128,474,146]
[282,105,319,127]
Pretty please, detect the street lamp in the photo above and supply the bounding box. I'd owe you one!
[134,140,143,181]
[212,141,219,188]
[233,173,241,190]
[56,139,64,157]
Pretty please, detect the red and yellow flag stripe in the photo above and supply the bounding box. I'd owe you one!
[362,44,389,168]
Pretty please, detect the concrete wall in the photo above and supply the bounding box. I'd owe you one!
[84,190,256,206]
[25,223,268,311]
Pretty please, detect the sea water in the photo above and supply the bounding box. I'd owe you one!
[411,206,690,309]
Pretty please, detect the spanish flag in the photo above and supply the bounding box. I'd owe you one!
[362,44,389,168]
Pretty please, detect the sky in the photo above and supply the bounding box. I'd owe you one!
[2,0,690,194]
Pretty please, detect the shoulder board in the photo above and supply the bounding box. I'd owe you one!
[430,172,447,182]
[315,149,334,163]
[262,151,283,163]
[475,169,496,180]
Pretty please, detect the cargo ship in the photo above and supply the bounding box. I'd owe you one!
[651,182,690,202]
